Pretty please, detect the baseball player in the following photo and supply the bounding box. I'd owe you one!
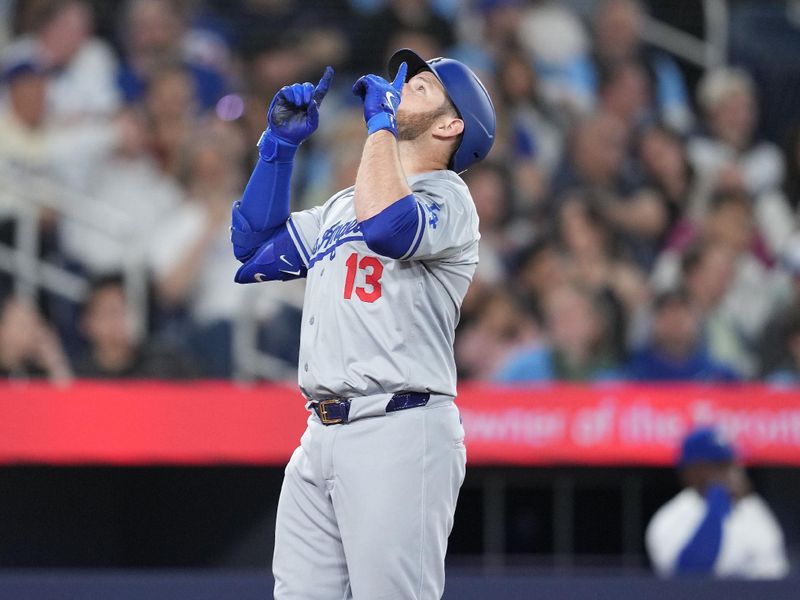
[646,427,789,578]
[230,49,495,599]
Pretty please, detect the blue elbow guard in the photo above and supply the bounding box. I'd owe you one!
[231,200,277,262]
[360,195,421,259]
[235,225,306,283]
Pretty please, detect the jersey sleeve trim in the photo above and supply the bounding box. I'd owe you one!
[400,200,426,260]
[286,216,311,267]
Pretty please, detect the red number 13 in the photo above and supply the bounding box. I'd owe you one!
[343,253,383,302]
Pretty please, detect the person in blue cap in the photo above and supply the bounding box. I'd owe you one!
[645,426,788,578]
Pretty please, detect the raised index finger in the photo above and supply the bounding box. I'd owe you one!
[312,66,334,106]
[391,62,408,91]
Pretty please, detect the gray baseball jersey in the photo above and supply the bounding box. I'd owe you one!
[285,169,479,400]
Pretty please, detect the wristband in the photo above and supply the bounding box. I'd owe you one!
[258,129,300,162]
[366,112,398,137]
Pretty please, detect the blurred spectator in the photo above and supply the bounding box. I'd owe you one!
[512,237,567,311]
[766,309,800,385]
[654,190,790,349]
[646,427,788,578]
[448,0,523,80]
[0,55,54,296]
[552,111,667,269]
[0,48,119,174]
[556,194,649,335]
[216,0,349,108]
[0,294,71,382]
[597,60,652,132]
[240,33,312,110]
[4,0,120,122]
[352,0,454,72]
[518,1,593,114]
[496,282,621,383]
[145,64,200,177]
[118,0,226,111]
[688,67,784,198]
[0,0,11,49]
[688,67,795,257]
[552,112,629,197]
[148,119,302,377]
[637,124,706,231]
[74,273,195,378]
[781,120,800,213]
[0,49,125,270]
[758,235,800,377]
[0,54,48,222]
[496,50,566,182]
[627,289,739,382]
[58,107,184,274]
[462,161,514,287]
[680,241,752,376]
[385,27,443,67]
[456,289,538,381]
[590,0,691,132]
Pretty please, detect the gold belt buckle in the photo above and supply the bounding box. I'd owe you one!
[317,399,343,425]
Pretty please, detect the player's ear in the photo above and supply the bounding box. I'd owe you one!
[433,117,464,141]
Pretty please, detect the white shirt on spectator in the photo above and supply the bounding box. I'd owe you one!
[2,36,120,123]
[149,200,305,325]
[47,38,120,122]
[646,488,789,579]
[651,250,791,351]
[59,155,183,274]
[687,137,785,197]
[0,107,119,218]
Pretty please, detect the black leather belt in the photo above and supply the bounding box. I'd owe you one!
[311,392,430,425]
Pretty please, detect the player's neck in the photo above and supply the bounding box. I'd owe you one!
[397,139,448,175]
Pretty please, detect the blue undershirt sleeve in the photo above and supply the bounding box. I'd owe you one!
[675,484,732,575]
[359,194,421,259]
[231,130,298,262]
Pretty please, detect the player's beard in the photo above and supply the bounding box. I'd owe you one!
[396,101,450,142]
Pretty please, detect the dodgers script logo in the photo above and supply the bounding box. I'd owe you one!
[311,219,362,262]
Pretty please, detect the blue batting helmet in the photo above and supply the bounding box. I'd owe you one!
[388,48,496,173]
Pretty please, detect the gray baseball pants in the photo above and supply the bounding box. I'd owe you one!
[272,400,466,599]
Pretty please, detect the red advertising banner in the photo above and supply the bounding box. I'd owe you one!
[0,381,799,466]
[459,384,800,466]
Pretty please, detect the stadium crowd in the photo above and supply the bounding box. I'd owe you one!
[1,0,800,384]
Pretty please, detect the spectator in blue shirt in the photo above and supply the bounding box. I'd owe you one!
[628,289,740,381]
[496,282,621,382]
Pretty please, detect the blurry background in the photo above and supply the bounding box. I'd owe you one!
[1,0,800,597]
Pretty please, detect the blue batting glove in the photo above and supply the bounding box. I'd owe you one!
[352,61,407,137]
[259,66,334,157]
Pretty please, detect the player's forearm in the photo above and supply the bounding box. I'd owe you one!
[232,131,297,261]
[236,66,332,243]
[353,131,412,222]
[239,132,297,230]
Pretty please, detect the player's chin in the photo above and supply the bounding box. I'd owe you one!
[396,110,437,142]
